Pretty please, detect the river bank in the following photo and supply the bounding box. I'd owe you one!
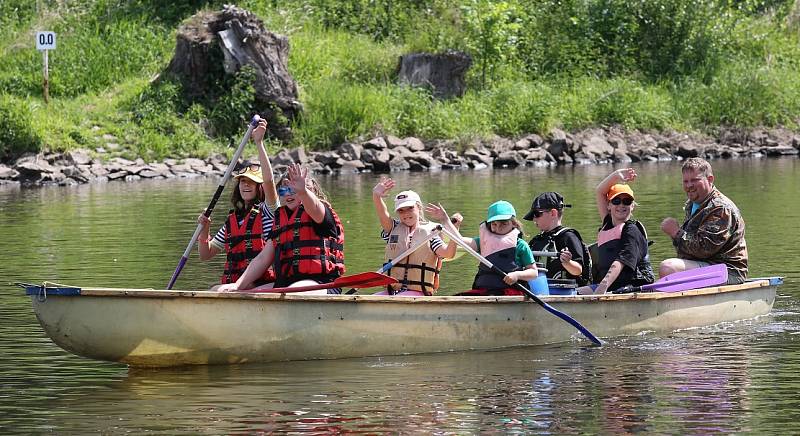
[1,126,798,187]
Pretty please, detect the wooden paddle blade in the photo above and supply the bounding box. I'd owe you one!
[644,263,728,293]
[245,272,397,294]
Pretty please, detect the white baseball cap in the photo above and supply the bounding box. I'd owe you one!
[393,190,421,211]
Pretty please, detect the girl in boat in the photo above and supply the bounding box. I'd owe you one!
[433,201,538,296]
[587,168,655,294]
[371,178,458,296]
[217,163,346,294]
[197,118,279,291]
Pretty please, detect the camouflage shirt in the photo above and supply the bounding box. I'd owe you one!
[673,188,748,282]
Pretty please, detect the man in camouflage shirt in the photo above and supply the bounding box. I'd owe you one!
[659,157,748,284]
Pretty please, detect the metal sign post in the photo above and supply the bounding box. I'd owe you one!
[36,31,56,104]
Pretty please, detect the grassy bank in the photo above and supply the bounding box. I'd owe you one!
[1,0,799,161]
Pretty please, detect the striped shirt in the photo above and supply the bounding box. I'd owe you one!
[380,219,445,255]
[211,202,276,250]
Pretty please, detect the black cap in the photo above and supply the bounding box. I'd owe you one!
[523,192,571,220]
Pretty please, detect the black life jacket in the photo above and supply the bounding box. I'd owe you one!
[528,226,592,286]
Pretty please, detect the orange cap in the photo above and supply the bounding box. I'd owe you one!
[607,183,634,201]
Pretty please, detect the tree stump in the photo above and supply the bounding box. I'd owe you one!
[397,51,472,99]
[166,5,300,139]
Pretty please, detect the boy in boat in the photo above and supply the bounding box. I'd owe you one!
[523,191,591,286]
[659,157,748,284]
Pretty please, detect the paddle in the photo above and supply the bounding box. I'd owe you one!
[345,225,444,294]
[531,251,559,258]
[440,227,602,346]
[612,263,728,294]
[166,115,262,289]
[241,272,397,294]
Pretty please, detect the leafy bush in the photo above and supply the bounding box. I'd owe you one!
[209,66,257,139]
[0,95,41,161]
[0,7,172,97]
[676,63,800,128]
[516,0,735,81]
[461,0,523,89]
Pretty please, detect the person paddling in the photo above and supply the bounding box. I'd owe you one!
[196,118,278,291]
[371,178,458,296]
[217,163,346,294]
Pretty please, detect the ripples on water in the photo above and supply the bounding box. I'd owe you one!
[1,159,799,433]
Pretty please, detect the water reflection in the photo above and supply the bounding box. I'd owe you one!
[1,158,799,433]
[4,318,794,434]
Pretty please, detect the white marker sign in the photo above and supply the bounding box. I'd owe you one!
[36,31,57,50]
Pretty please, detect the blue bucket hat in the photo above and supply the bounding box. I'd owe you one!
[486,200,516,223]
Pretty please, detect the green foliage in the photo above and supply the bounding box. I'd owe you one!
[290,28,401,84]
[1,0,799,159]
[0,16,172,97]
[461,0,523,89]
[676,63,800,127]
[0,94,41,160]
[209,66,257,139]
[306,0,424,41]
[516,0,736,80]
[0,2,35,33]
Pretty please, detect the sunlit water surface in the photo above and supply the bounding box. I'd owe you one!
[1,158,798,434]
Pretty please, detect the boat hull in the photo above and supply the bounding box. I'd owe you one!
[28,280,778,367]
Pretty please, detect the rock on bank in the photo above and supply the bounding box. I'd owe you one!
[1,127,798,187]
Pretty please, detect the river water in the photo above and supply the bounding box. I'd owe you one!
[1,158,798,434]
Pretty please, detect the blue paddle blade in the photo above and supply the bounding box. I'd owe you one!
[643,263,728,292]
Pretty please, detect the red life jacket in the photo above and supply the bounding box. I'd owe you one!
[272,204,345,283]
[221,207,276,284]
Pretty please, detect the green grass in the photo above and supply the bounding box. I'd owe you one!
[1,0,799,163]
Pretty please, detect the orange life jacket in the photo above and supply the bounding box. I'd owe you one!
[222,207,276,284]
[272,204,345,284]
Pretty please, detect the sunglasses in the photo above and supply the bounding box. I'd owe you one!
[236,163,260,175]
[531,210,547,218]
[277,186,296,197]
[611,197,634,206]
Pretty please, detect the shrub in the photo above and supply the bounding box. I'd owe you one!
[0,94,41,161]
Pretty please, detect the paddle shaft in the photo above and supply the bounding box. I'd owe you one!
[626,263,728,293]
[379,225,443,274]
[441,227,602,346]
[166,115,261,289]
[531,251,558,258]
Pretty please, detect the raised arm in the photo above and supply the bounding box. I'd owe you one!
[252,118,278,209]
[596,168,637,220]
[287,163,326,223]
[372,178,396,233]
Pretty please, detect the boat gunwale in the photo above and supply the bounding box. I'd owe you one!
[35,280,776,304]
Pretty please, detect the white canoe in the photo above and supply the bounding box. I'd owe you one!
[25,279,781,367]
